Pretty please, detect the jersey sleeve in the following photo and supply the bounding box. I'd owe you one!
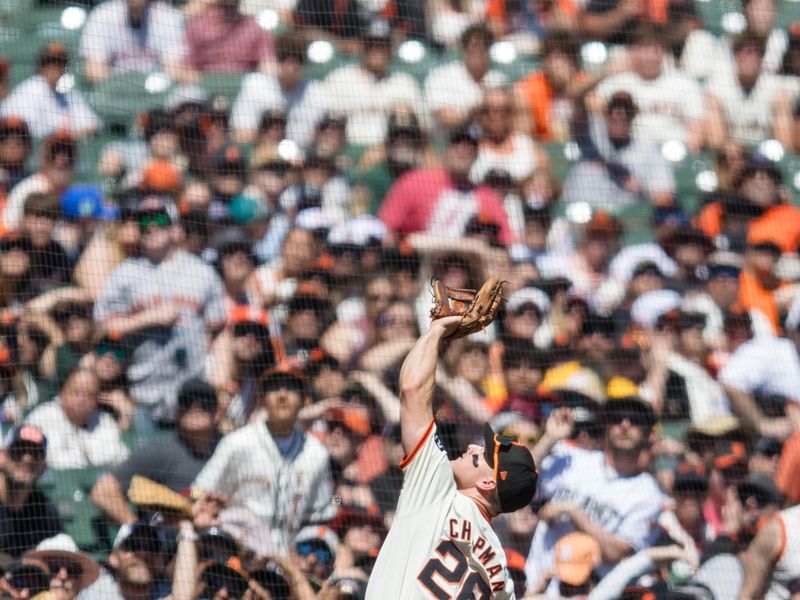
[395,421,456,516]
[192,433,236,497]
[614,488,664,551]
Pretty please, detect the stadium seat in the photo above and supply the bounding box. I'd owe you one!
[37,467,113,559]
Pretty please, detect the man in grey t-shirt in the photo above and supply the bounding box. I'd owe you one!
[94,205,225,423]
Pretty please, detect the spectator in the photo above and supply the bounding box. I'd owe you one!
[562,88,675,209]
[79,0,188,84]
[0,117,32,198]
[2,193,72,303]
[85,521,171,600]
[424,25,507,134]
[93,203,226,423]
[579,0,647,45]
[90,378,220,525]
[351,109,429,216]
[191,363,334,555]
[514,30,582,143]
[1,43,99,141]
[596,22,706,151]
[706,30,793,148]
[231,32,324,148]
[25,369,129,469]
[525,395,664,595]
[718,324,800,440]
[290,525,339,591]
[379,127,513,243]
[471,86,547,184]
[185,0,275,74]
[25,534,101,600]
[2,132,77,233]
[323,19,425,147]
[0,425,61,557]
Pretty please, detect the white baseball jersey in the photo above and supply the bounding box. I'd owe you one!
[525,442,664,596]
[705,69,788,145]
[597,70,705,145]
[192,421,334,555]
[366,421,514,599]
[766,505,800,600]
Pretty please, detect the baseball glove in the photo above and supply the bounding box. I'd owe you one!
[430,276,506,338]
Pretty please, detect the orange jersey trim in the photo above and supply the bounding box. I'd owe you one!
[400,419,435,470]
[775,514,788,564]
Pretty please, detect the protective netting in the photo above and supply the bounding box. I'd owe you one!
[0,0,798,597]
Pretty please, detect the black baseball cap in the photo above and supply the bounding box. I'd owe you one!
[483,423,538,513]
[177,378,218,414]
[602,396,657,430]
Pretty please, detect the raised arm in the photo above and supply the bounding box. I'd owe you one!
[398,317,461,454]
[739,517,783,600]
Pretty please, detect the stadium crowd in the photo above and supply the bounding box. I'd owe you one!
[0,0,799,595]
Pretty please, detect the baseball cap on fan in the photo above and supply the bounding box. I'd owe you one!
[483,423,538,513]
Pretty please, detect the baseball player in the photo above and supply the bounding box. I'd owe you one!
[366,316,538,599]
[739,503,800,600]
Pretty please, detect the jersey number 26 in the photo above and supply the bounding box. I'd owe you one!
[417,539,492,599]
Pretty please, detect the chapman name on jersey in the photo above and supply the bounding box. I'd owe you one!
[366,421,514,599]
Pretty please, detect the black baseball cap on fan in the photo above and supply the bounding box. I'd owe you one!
[483,423,538,513]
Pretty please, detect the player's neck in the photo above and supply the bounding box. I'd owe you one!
[459,489,497,520]
[605,448,642,477]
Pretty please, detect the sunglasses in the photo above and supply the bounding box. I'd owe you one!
[8,444,45,463]
[295,542,333,564]
[138,213,171,230]
[501,430,540,446]
[96,343,126,361]
[45,560,82,580]
[606,410,650,428]
[366,294,394,303]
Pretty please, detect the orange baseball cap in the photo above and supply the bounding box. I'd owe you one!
[142,160,182,193]
[325,405,371,437]
[554,532,601,586]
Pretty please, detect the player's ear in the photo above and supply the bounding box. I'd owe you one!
[476,478,496,494]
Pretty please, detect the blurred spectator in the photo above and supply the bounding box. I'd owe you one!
[79,0,188,84]
[323,19,425,146]
[86,521,170,600]
[525,396,664,594]
[665,0,724,80]
[0,118,32,197]
[0,425,61,557]
[351,109,429,215]
[718,325,800,440]
[485,0,578,44]
[25,369,129,469]
[596,22,706,151]
[1,194,72,303]
[290,525,339,590]
[429,0,485,46]
[514,30,582,143]
[231,33,324,148]
[98,109,180,191]
[379,127,513,243]
[579,0,647,45]
[471,86,547,184]
[1,43,99,141]
[90,378,219,525]
[93,204,226,423]
[185,0,275,74]
[26,534,101,599]
[706,30,793,148]
[73,195,142,299]
[728,0,787,75]
[3,133,77,233]
[425,25,507,134]
[192,364,334,555]
[293,0,365,41]
[563,86,675,209]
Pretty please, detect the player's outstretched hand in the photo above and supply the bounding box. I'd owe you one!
[430,315,463,338]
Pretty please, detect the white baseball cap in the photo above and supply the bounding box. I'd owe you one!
[631,289,682,329]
